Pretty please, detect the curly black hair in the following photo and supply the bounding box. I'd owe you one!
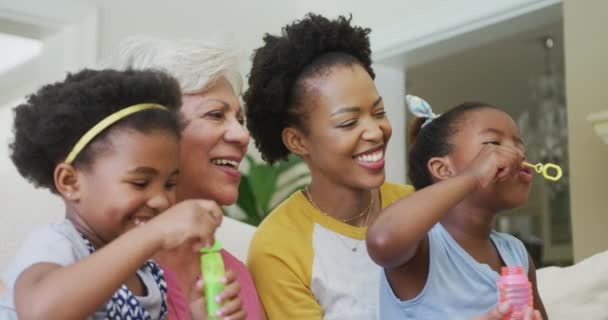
[408,102,497,189]
[244,13,374,164]
[9,68,182,193]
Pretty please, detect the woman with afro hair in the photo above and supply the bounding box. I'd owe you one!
[244,14,540,320]
[244,13,414,319]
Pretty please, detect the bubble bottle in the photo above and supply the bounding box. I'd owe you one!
[497,266,533,320]
[200,240,225,320]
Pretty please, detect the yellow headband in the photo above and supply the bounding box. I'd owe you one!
[64,103,169,164]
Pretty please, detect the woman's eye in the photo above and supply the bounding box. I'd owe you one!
[337,120,357,128]
[374,111,387,118]
[130,181,148,189]
[483,141,501,146]
[206,111,225,119]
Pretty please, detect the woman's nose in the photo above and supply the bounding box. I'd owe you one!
[225,120,250,146]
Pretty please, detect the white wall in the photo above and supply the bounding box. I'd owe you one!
[0,0,97,106]
[563,0,608,262]
[91,0,296,80]
[374,64,407,184]
[295,0,441,31]
[0,0,97,268]
[294,0,560,59]
[0,101,64,269]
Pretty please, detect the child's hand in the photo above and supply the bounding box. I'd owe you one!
[214,269,246,320]
[188,279,208,320]
[148,199,223,252]
[473,303,543,320]
[461,143,525,189]
[187,270,246,320]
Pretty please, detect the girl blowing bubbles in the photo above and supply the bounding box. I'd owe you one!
[366,96,547,320]
[0,69,225,319]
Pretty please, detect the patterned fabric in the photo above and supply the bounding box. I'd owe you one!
[80,235,168,320]
[405,95,440,127]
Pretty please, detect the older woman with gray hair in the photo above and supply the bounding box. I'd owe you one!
[112,37,262,320]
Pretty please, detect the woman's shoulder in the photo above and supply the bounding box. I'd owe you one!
[248,191,316,262]
[255,190,315,234]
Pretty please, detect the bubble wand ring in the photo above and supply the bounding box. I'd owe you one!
[523,162,563,181]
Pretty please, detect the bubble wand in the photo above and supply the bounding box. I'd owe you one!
[523,161,563,181]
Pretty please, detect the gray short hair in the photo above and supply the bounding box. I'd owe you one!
[110,37,242,95]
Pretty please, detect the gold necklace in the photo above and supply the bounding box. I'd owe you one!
[304,186,375,252]
[341,206,373,252]
[304,186,373,223]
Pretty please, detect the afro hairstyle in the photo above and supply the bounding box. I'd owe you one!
[9,68,182,193]
[244,13,374,164]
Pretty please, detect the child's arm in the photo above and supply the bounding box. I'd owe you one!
[14,199,221,320]
[528,254,548,319]
[367,174,478,267]
[14,226,162,319]
[367,143,524,268]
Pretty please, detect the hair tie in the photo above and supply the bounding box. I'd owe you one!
[406,95,440,128]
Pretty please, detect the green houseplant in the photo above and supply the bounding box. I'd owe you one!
[227,154,310,226]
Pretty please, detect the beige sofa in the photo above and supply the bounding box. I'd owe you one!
[216,216,257,263]
[536,250,608,319]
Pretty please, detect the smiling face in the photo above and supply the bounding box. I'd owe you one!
[177,77,250,205]
[74,128,180,245]
[447,108,533,209]
[295,64,391,190]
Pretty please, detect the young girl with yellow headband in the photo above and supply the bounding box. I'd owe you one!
[0,69,236,319]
